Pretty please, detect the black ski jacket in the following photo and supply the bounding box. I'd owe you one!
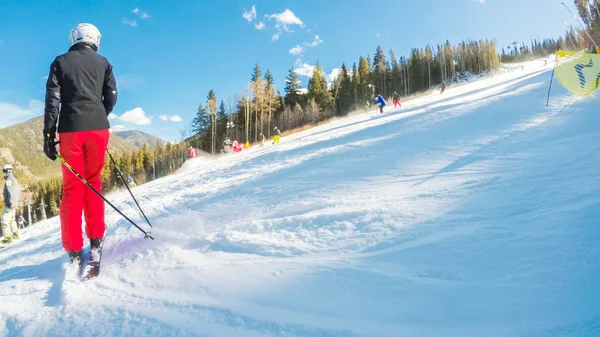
[44,43,117,135]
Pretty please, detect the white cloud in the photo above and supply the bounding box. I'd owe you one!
[110,124,128,133]
[0,100,44,129]
[289,45,305,55]
[295,63,315,77]
[243,6,257,22]
[128,8,151,22]
[255,22,265,30]
[304,35,323,47]
[119,107,152,125]
[122,18,138,27]
[265,9,304,42]
[108,113,119,120]
[470,0,485,3]
[266,9,304,31]
[289,35,322,57]
[159,115,183,122]
[327,68,340,82]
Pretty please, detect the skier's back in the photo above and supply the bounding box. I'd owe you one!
[43,23,117,265]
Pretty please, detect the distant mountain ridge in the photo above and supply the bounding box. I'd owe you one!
[0,116,143,182]
[112,130,167,147]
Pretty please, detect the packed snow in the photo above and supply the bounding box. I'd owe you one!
[1,57,598,336]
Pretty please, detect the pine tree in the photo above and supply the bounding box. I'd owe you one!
[284,67,302,107]
[351,62,361,107]
[192,103,210,135]
[250,63,262,142]
[217,99,228,147]
[264,70,277,138]
[336,63,354,115]
[372,46,388,97]
[358,56,372,103]
[389,50,402,96]
[308,62,334,116]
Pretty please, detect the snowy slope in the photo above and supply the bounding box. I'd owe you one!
[1,57,599,337]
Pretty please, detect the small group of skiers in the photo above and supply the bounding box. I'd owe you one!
[374,92,401,114]
[219,126,282,154]
[373,83,448,113]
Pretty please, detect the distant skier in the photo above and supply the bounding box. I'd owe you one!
[273,127,281,144]
[392,92,401,108]
[232,140,242,153]
[259,133,265,147]
[189,146,196,159]
[1,164,20,244]
[127,176,137,188]
[43,23,117,265]
[376,94,386,113]
[17,215,27,229]
[440,82,447,94]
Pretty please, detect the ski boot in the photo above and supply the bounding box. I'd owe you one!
[90,238,103,250]
[2,236,12,245]
[89,238,103,261]
[69,250,82,266]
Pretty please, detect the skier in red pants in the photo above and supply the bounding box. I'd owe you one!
[43,23,117,265]
[393,92,402,108]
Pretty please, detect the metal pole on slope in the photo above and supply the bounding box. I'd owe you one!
[106,148,154,228]
[546,43,560,107]
[57,154,154,240]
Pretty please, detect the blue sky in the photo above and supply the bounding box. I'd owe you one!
[0,0,573,142]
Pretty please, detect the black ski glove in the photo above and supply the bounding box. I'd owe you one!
[43,131,58,161]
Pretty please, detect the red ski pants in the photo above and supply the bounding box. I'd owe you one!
[394,100,401,108]
[59,130,109,253]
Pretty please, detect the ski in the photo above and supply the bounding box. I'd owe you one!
[81,237,105,281]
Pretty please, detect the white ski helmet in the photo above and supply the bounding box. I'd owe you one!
[2,164,12,173]
[69,23,102,50]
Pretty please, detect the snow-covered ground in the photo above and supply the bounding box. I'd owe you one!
[1,56,598,336]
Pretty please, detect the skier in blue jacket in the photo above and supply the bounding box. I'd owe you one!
[376,94,386,113]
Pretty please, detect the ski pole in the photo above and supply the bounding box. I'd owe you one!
[106,148,153,228]
[56,154,154,240]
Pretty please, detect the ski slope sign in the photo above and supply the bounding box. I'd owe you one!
[555,49,600,97]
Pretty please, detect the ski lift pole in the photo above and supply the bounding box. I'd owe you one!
[56,154,154,240]
[561,2,599,48]
[106,148,153,228]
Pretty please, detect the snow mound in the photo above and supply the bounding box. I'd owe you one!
[1,57,598,336]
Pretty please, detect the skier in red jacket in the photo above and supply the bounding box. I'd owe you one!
[43,23,117,265]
